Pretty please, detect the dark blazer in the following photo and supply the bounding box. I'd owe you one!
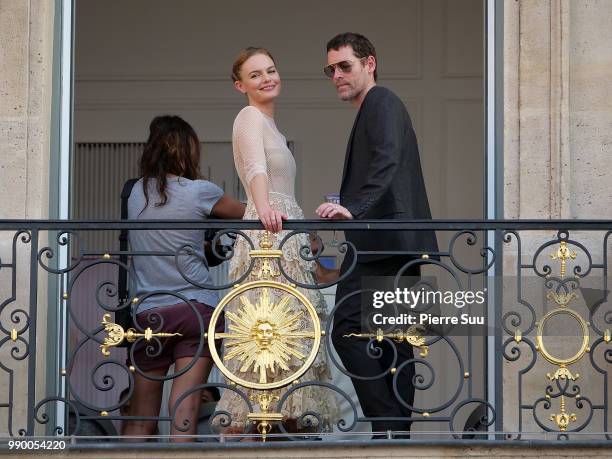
[340,86,438,262]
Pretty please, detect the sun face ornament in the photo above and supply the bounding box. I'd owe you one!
[220,287,318,385]
[206,232,323,440]
[208,281,321,390]
[208,232,322,390]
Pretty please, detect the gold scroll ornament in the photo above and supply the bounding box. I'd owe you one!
[343,325,429,358]
[100,313,182,356]
[530,241,590,431]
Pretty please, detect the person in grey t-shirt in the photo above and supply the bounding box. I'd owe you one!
[128,177,225,312]
[122,115,244,442]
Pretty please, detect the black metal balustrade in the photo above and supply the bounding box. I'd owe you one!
[0,219,610,443]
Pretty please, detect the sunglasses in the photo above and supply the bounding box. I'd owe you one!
[323,57,367,78]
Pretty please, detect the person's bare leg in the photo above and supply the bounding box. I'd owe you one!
[121,367,166,441]
[168,356,213,442]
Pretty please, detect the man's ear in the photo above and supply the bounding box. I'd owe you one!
[367,56,377,77]
[234,80,246,94]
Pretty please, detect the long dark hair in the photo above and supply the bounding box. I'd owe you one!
[139,115,201,210]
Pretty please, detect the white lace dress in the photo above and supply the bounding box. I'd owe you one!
[214,106,338,430]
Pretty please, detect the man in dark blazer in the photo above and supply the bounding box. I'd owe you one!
[316,32,438,436]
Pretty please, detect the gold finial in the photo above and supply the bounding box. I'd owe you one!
[421,254,429,259]
[62,293,68,300]
[259,231,273,250]
[100,411,108,417]
[102,253,111,260]
[248,231,283,278]
[247,393,282,442]
[60,369,67,376]
[514,329,522,343]
[422,412,430,417]
[129,366,135,373]
[464,372,470,379]
[550,241,577,278]
[549,396,576,431]
[390,368,397,374]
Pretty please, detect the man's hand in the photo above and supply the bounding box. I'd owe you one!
[315,203,353,220]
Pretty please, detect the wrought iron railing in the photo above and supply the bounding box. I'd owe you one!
[0,220,610,443]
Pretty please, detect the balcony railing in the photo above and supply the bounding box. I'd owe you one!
[0,219,610,444]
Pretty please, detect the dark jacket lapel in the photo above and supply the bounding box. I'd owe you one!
[340,108,362,192]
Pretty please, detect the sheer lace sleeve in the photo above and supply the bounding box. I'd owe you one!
[233,106,268,185]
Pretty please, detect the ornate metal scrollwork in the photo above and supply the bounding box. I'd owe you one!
[531,242,591,431]
[501,230,612,439]
[3,221,610,440]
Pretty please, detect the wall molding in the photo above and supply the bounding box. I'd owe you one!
[75,72,425,83]
[75,97,356,111]
[76,0,426,84]
[440,97,485,216]
[440,0,483,79]
[549,0,571,219]
[75,96,421,112]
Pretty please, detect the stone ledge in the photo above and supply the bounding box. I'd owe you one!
[2,441,612,459]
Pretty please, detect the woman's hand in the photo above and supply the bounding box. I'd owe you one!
[257,206,287,233]
[249,175,286,232]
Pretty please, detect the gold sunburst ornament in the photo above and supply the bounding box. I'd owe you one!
[209,280,321,390]
[207,232,323,441]
[207,232,322,391]
[220,287,317,384]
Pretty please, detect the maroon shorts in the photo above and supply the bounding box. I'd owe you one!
[131,301,224,371]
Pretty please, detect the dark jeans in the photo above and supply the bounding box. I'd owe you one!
[332,253,420,434]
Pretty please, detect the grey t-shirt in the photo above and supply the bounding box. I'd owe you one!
[128,177,224,312]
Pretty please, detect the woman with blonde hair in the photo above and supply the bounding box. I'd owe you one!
[214,48,338,435]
